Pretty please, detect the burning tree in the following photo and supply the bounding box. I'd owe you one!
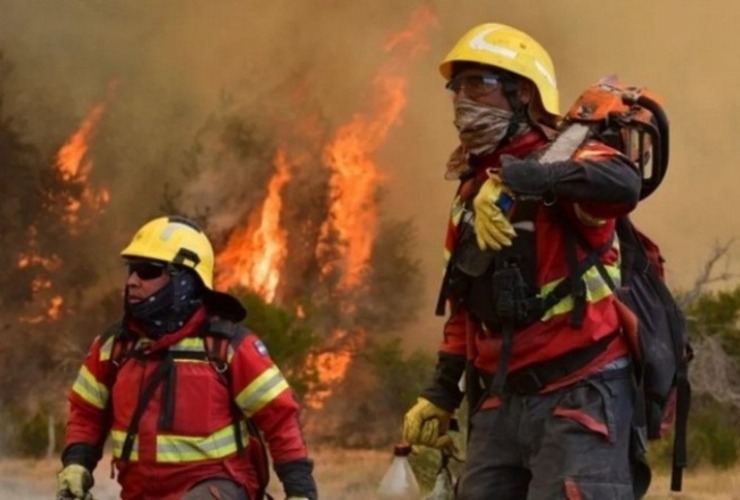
[0,5,439,455]
[169,6,439,444]
[0,53,120,455]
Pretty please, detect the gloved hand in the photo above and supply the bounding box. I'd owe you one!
[56,464,94,500]
[402,397,457,455]
[286,497,310,499]
[472,172,516,251]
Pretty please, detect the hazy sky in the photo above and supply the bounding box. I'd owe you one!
[2,1,737,348]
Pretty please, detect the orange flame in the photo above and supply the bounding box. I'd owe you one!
[56,102,106,182]
[304,329,363,410]
[318,6,438,289]
[216,149,292,302]
[55,83,115,233]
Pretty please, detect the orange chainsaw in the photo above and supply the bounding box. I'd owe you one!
[541,75,670,200]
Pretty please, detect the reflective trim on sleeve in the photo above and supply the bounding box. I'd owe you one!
[71,365,109,410]
[235,365,290,416]
[99,336,115,362]
[451,195,465,226]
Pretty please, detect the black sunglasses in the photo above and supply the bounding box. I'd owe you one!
[126,260,167,280]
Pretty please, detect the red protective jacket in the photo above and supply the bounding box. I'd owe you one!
[423,130,639,411]
[65,306,309,499]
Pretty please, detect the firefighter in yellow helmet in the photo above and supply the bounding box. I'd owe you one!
[57,216,317,500]
[403,24,642,498]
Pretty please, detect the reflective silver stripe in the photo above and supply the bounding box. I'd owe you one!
[235,366,289,415]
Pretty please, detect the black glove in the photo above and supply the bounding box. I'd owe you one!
[275,458,318,500]
[500,154,641,203]
[61,443,102,471]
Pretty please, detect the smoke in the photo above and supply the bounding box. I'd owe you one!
[1,0,738,352]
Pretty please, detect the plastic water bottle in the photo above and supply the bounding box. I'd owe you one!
[377,444,421,499]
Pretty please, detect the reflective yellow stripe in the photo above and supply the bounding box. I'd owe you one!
[99,335,115,361]
[110,422,247,463]
[235,365,289,416]
[157,422,247,462]
[71,365,109,410]
[111,429,139,461]
[451,195,464,226]
[173,337,206,352]
[167,337,235,363]
[539,263,621,321]
[168,337,209,364]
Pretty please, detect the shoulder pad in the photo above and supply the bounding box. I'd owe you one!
[208,318,250,342]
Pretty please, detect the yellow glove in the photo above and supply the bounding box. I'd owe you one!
[472,173,516,251]
[57,464,94,499]
[402,397,457,455]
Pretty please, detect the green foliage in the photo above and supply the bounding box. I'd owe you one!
[358,219,424,333]
[0,404,64,458]
[687,399,739,468]
[319,337,435,448]
[686,288,740,360]
[234,289,319,399]
[649,397,739,470]
[363,337,435,421]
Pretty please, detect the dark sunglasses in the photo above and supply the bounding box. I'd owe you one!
[126,260,167,280]
[445,73,503,97]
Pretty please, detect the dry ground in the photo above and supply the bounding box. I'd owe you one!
[1,448,739,499]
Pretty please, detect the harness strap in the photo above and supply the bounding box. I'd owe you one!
[121,351,173,461]
[671,361,691,492]
[488,322,515,395]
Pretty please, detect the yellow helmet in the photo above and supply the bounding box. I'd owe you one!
[439,23,559,118]
[121,215,215,289]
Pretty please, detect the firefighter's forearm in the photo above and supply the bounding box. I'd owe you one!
[61,442,102,471]
[502,154,641,204]
[275,458,318,500]
[420,352,466,412]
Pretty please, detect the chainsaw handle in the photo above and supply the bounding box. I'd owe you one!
[628,93,670,199]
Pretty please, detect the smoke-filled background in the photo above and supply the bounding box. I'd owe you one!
[1,0,739,477]
[4,0,737,338]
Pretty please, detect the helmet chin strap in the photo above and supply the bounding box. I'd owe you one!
[125,268,203,337]
[498,76,530,148]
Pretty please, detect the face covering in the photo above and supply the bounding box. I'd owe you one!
[125,268,203,337]
[445,95,530,180]
[454,94,514,155]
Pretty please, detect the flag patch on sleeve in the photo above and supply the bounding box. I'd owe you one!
[253,339,269,357]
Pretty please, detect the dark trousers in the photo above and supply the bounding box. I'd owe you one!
[457,370,635,499]
[182,478,250,500]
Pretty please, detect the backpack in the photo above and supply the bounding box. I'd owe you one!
[544,76,692,495]
[101,318,273,500]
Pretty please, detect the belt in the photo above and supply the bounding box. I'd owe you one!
[482,332,620,396]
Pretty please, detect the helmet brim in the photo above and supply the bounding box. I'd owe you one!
[203,290,247,322]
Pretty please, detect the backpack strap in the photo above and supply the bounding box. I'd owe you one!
[120,351,175,461]
[205,319,272,500]
[101,320,140,389]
